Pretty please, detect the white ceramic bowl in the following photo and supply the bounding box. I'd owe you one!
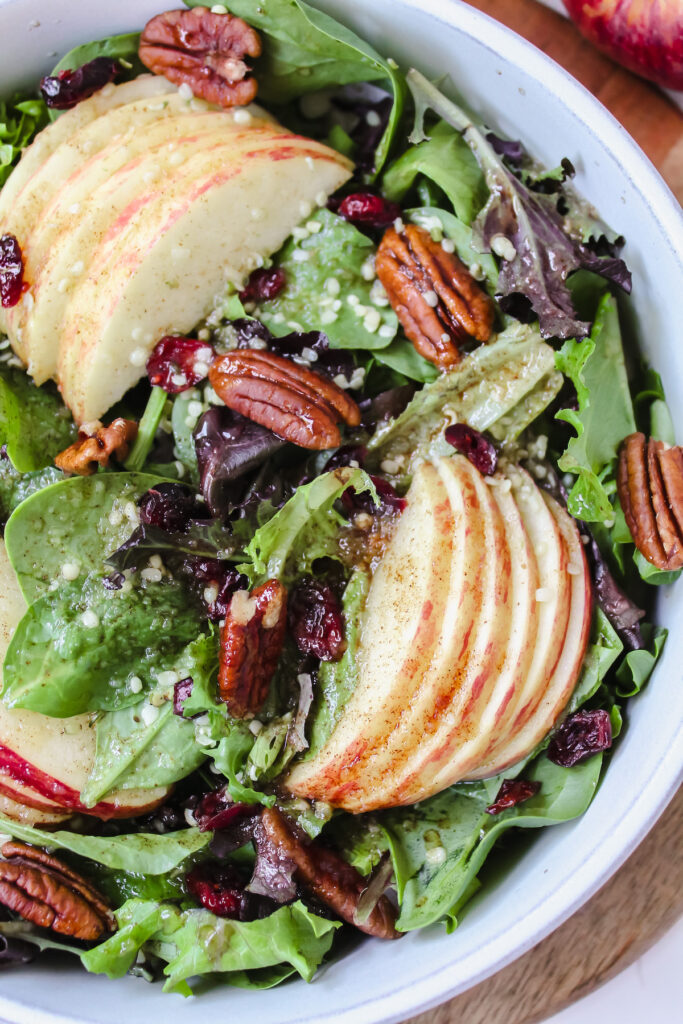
[0,1,681,1022]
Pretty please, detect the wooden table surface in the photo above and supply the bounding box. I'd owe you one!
[407,2,682,1022]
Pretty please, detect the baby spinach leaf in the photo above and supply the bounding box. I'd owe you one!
[2,576,206,716]
[0,93,49,187]
[0,459,63,525]
[566,608,622,713]
[244,466,376,583]
[371,334,439,384]
[259,209,398,350]
[556,294,635,523]
[82,897,339,993]
[385,753,602,931]
[383,121,487,226]
[82,701,206,806]
[0,364,76,473]
[4,471,169,603]
[369,323,561,470]
[187,0,404,173]
[615,623,667,698]
[0,817,209,874]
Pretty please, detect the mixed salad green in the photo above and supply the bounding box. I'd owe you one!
[0,0,674,997]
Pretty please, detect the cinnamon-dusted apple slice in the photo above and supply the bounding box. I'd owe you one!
[469,489,592,778]
[466,465,573,779]
[286,456,593,811]
[57,126,351,422]
[0,789,70,828]
[21,118,273,385]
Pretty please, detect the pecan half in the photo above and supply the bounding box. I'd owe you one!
[0,841,115,941]
[209,350,361,450]
[376,223,495,369]
[259,807,399,940]
[55,418,137,476]
[617,431,683,570]
[219,580,288,717]
[139,7,261,108]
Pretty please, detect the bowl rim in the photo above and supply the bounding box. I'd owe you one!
[0,1,680,1023]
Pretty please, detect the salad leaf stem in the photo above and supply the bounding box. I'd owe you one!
[124,386,168,473]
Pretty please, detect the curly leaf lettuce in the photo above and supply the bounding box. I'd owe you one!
[244,466,376,583]
[83,898,339,994]
[405,69,630,339]
[556,293,635,523]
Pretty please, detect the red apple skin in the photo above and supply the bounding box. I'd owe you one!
[563,0,683,89]
[0,743,168,820]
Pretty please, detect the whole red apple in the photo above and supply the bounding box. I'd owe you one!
[563,0,683,90]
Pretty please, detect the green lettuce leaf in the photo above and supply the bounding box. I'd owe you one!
[370,334,439,384]
[385,753,602,931]
[368,323,561,470]
[0,818,209,874]
[0,94,49,187]
[566,608,623,713]
[615,623,667,698]
[187,0,405,173]
[0,365,76,473]
[2,576,206,716]
[258,209,398,350]
[48,32,144,119]
[556,293,635,523]
[4,471,171,603]
[82,897,339,994]
[383,121,487,225]
[244,466,376,583]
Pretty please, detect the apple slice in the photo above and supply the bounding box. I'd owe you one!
[18,113,275,384]
[287,456,593,811]
[56,125,351,422]
[466,466,573,779]
[0,541,169,819]
[0,788,70,828]
[470,488,593,777]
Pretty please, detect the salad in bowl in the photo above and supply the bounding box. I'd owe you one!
[0,0,677,998]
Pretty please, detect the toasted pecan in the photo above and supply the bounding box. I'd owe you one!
[0,841,115,940]
[55,418,137,476]
[376,223,495,369]
[259,807,399,940]
[218,580,288,717]
[139,7,261,108]
[208,350,361,450]
[617,431,683,571]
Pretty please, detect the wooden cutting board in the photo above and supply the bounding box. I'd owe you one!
[408,3,682,1021]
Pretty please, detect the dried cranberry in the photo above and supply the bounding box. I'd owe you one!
[40,57,121,110]
[445,423,498,476]
[342,475,406,515]
[239,267,287,304]
[173,677,196,718]
[182,557,247,621]
[337,192,402,230]
[0,234,25,308]
[194,787,254,832]
[485,778,541,815]
[323,444,367,473]
[146,336,214,393]
[547,709,612,767]
[138,483,206,532]
[186,862,249,918]
[289,578,346,662]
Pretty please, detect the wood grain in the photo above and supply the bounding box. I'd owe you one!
[463,0,683,202]
[405,5,682,1020]
[407,787,683,1024]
